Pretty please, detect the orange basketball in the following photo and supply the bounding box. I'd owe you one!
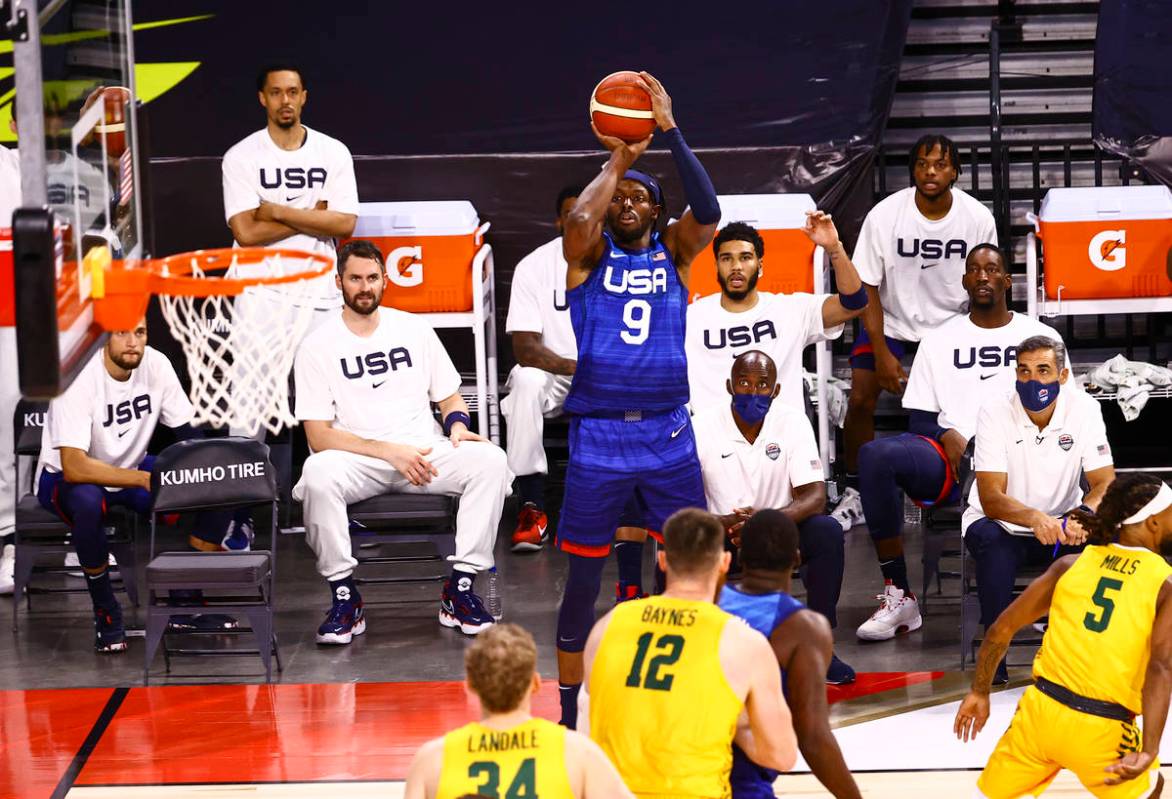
[589,71,656,143]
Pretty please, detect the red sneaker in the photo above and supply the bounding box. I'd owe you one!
[511,503,548,552]
[615,582,647,604]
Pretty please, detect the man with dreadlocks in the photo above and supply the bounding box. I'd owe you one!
[955,472,1172,799]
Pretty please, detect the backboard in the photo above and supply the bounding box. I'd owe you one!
[5,0,144,398]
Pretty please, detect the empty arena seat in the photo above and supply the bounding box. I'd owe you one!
[143,437,281,683]
[10,400,139,631]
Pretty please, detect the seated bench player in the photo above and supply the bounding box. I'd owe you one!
[855,244,1067,642]
[404,623,634,799]
[693,350,854,684]
[966,335,1115,683]
[293,240,511,644]
[501,184,581,550]
[35,318,232,652]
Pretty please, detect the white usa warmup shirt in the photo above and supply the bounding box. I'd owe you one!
[295,307,461,446]
[692,402,825,514]
[963,388,1113,535]
[222,126,359,307]
[505,237,577,359]
[853,186,997,343]
[38,347,194,483]
[686,292,842,414]
[903,313,1067,441]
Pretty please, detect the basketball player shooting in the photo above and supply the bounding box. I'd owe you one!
[555,71,721,728]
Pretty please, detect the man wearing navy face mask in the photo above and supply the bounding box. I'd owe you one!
[965,335,1116,684]
[692,350,854,684]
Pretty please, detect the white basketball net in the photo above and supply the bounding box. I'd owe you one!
[157,251,329,436]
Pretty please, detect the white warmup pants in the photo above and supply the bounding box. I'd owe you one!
[0,327,18,539]
[292,439,511,582]
[499,365,572,477]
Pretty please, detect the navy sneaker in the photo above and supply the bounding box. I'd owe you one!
[94,603,128,653]
[825,653,857,686]
[221,517,255,552]
[316,586,366,645]
[439,576,494,635]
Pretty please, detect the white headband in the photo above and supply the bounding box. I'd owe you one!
[1123,482,1172,525]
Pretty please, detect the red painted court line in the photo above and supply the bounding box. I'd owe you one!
[0,687,115,799]
[65,673,945,787]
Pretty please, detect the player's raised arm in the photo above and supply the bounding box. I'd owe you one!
[1107,578,1172,785]
[954,554,1076,741]
[800,210,868,328]
[563,132,652,288]
[638,72,719,281]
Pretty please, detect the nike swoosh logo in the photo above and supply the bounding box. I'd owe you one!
[372,380,386,389]
[1015,439,1024,444]
[920,263,939,270]
[979,373,996,381]
[610,251,623,257]
[286,194,303,202]
[537,524,547,536]
[558,635,576,644]
[721,452,734,459]
[117,429,129,438]
[670,424,687,439]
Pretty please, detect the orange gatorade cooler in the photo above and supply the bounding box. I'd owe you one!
[1034,185,1172,300]
[687,194,817,301]
[347,201,489,312]
[0,228,12,326]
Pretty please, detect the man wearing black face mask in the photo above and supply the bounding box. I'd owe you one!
[965,335,1116,683]
[692,350,854,684]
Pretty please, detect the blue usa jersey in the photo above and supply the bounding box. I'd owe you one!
[564,232,690,415]
[719,585,806,799]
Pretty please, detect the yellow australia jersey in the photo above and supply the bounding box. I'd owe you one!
[1034,543,1172,713]
[589,596,744,799]
[436,717,575,799]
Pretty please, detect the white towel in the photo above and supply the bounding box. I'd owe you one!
[1082,354,1172,421]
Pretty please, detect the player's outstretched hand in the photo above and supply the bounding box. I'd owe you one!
[801,211,842,250]
[449,426,486,448]
[1105,751,1155,784]
[953,691,990,742]
[635,71,676,132]
[381,442,439,486]
[591,122,652,163]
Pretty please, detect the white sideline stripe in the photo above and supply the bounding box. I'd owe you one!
[68,784,406,798]
[588,97,655,119]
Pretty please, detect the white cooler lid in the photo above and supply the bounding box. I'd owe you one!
[353,200,480,237]
[711,193,816,230]
[1038,185,1172,222]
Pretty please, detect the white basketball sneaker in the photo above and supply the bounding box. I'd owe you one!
[856,582,922,641]
[830,487,865,531]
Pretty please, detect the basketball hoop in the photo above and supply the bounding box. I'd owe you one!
[89,247,334,435]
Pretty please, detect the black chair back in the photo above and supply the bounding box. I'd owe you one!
[150,438,277,513]
[13,400,49,457]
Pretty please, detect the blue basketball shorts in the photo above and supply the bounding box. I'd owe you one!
[558,405,706,556]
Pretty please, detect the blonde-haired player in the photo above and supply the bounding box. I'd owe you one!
[404,623,633,799]
[955,472,1172,798]
[580,507,797,797]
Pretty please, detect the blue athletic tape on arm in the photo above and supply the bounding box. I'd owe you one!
[907,409,946,441]
[839,285,868,310]
[443,411,472,437]
[664,127,720,225]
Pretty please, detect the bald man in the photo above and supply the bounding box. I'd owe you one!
[691,350,854,684]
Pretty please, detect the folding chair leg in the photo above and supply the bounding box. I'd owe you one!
[921,534,945,611]
[272,632,284,674]
[960,593,982,670]
[12,545,37,630]
[243,607,275,683]
[143,611,170,685]
[109,542,139,607]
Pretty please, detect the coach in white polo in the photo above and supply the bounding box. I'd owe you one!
[685,213,866,415]
[964,335,1114,682]
[293,240,510,646]
[692,350,854,685]
[500,185,581,552]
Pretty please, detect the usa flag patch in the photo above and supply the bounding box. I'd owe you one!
[653,251,666,261]
[811,460,821,471]
[1097,444,1109,456]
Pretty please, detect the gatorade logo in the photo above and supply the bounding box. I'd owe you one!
[387,245,423,287]
[1089,230,1127,272]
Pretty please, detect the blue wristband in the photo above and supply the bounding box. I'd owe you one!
[839,285,868,310]
[443,411,472,436]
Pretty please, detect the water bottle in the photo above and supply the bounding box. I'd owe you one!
[903,493,922,527]
[486,566,503,621]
